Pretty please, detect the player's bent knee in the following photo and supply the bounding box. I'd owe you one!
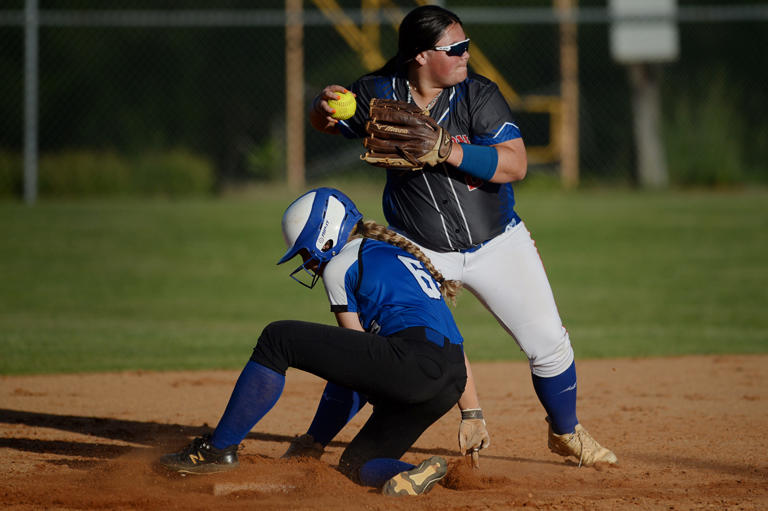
[527,330,575,378]
[249,321,293,375]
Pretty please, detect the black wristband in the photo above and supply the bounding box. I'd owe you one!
[461,408,484,420]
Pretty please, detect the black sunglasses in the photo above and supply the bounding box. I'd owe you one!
[433,38,470,57]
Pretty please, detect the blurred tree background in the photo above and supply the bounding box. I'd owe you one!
[0,0,766,197]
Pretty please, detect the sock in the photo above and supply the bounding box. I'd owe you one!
[359,458,414,487]
[531,361,578,435]
[307,381,367,446]
[210,361,285,449]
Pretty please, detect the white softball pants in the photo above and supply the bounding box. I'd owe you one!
[414,222,574,378]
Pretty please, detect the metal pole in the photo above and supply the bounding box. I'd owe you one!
[629,63,668,188]
[285,0,305,190]
[24,0,39,204]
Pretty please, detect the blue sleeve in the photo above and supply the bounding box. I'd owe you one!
[344,261,359,313]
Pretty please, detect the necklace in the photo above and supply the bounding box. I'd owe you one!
[407,81,442,112]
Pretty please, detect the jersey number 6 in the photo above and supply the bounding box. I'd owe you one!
[397,255,442,299]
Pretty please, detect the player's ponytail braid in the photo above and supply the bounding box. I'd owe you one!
[355,220,462,304]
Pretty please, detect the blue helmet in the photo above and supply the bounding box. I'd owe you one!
[277,187,363,288]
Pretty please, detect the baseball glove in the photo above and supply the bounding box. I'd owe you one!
[361,98,453,171]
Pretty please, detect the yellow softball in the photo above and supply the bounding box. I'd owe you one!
[328,91,356,121]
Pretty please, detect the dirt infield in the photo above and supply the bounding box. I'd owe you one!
[2,355,766,510]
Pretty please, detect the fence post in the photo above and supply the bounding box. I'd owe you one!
[285,0,305,190]
[628,63,668,188]
[24,0,39,204]
[556,0,579,188]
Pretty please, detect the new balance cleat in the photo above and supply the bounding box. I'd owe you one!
[547,418,618,467]
[159,434,239,474]
[281,433,324,460]
[381,456,447,496]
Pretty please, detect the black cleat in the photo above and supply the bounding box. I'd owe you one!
[159,434,239,474]
[281,433,325,460]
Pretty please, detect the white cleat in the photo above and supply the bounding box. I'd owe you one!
[547,418,618,467]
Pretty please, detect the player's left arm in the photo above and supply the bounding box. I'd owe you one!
[492,137,528,183]
[446,137,527,184]
[445,79,528,184]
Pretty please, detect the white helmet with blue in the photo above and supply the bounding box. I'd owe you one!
[277,187,363,288]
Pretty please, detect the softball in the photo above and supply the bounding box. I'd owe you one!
[328,91,356,121]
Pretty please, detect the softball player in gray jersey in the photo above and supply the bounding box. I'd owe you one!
[300,5,617,467]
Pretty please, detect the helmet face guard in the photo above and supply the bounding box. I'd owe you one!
[287,260,323,289]
[278,188,363,288]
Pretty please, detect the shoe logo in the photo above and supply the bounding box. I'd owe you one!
[558,383,577,394]
[188,451,205,464]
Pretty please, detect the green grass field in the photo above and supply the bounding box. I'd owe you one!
[2,184,767,375]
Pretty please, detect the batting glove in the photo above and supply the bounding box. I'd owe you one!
[459,408,490,467]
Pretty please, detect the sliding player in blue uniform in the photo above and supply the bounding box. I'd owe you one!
[159,188,489,496]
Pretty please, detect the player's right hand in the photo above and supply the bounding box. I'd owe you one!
[315,85,349,125]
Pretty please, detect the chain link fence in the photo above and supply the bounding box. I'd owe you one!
[1,1,767,200]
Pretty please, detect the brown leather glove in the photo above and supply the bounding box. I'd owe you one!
[361,98,452,171]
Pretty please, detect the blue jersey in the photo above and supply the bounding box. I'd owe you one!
[322,237,463,346]
[337,71,522,252]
